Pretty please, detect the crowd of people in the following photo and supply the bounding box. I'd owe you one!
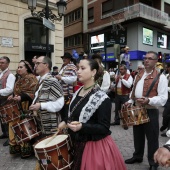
[0,50,170,170]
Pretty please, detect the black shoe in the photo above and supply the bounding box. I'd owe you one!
[0,134,8,139]
[160,126,167,132]
[3,139,9,146]
[110,122,120,126]
[161,133,167,137]
[21,154,32,159]
[125,157,143,164]
[149,165,158,170]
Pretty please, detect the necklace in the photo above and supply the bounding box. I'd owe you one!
[83,84,96,91]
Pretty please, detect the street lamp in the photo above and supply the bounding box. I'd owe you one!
[27,0,67,57]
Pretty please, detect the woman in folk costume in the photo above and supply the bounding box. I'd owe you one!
[59,59,127,170]
[8,60,38,158]
[91,53,110,93]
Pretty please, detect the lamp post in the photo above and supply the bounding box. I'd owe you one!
[27,0,67,57]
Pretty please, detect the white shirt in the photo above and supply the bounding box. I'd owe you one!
[0,68,15,96]
[100,71,110,92]
[117,74,133,89]
[33,73,64,113]
[129,72,168,107]
[59,65,77,85]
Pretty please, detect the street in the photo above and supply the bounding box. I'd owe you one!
[0,104,169,170]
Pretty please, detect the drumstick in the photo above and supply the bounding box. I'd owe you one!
[45,129,60,145]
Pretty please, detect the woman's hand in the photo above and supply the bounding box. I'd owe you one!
[67,121,82,132]
[58,121,67,131]
[7,95,13,101]
[13,95,21,101]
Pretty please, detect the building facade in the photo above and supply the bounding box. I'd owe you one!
[64,0,170,70]
[0,0,65,72]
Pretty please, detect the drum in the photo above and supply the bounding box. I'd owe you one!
[0,101,21,123]
[34,134,73,170]
[11,117,41,144]
[119,105,150,128]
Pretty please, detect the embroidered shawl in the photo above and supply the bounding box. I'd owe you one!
[68,86,109,123]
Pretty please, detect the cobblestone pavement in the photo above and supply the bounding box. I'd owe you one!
[0,104,169,170]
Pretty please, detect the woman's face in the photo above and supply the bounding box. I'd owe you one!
[17,62,28,76]
[77,60,96,83]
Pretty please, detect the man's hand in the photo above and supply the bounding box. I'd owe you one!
[136,97,149,105]
[154,147,170,167]
[29,103,41,111]
[55,75,62,80]
[124,102,132,107]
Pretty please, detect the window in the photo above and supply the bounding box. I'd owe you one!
[113,0,126,11]
[64,34,83,48]
[165,3,170,17]
[102,0,113,15]
[24,18,46,44]
[64,8,82,26]
[88,7,94,20]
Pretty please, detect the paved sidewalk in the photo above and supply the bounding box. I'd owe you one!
[0,104,169,170]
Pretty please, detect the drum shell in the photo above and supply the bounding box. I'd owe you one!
[0,101,20,123]
[11,117,41,144]
[34,134,73,170]
[119,105,150,128]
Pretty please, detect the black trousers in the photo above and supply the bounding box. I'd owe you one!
[133,109,159,166]
[0,120,8,136]
[114,94,129,123]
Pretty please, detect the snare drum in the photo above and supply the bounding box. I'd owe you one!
[34,134,73,170]
[11,117,41,144]
[0,101,21,123]
[119,105,150,128]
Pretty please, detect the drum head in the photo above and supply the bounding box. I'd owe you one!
[35,135,68,148]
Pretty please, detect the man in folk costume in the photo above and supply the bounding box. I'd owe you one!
[110,64,133,126]
[0,56,15,146]
[29,56,64,170]
[125,51,168,170]
[55,52,77,120]
[29,56,64,134]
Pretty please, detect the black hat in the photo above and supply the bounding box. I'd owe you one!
[53,66,58,69]
[61,52,72,59]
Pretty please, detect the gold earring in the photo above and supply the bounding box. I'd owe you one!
[91,76,94,80]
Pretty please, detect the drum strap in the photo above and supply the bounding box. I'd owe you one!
[145,72,161,97]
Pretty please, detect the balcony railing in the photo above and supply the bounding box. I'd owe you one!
[103,3,169,26]
[124,3,169,25]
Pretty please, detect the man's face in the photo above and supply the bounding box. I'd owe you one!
[32,56,37,64]
[119,66,126,75]
[143,53,157,70]
[35,56,47,76]
[0,59,9,71]
[62,57,71,66]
